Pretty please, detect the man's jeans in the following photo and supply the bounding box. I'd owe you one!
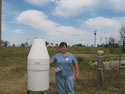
[56,74,75,94]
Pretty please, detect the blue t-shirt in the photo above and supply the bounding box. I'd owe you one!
[51,52,77,76]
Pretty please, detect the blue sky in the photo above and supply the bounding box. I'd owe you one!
[2,0,125,45]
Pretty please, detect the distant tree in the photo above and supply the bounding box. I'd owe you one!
[120,25,125,41]
[1,40,4,47]
[72,43,84,47]
[109,37,115,44]
[97,44,105,48]
[20,43,25,47]
[25,42,29,47]
[98,42,119,48]
[50,43,53,46]
[91,45,94,48]
[68,45,71,47]
[77,44,83,47]
[109,37,115,53]
[3,41,9,47]
[103,44,109,48]
[55,43,58,47]
[12,44,16,47]
[120,25,125,53]
[97,44,100,47]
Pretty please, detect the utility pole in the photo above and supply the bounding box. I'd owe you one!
[94,30,97,47]
[0,0,2,63]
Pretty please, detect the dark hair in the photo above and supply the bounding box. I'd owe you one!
[59,42,67,48]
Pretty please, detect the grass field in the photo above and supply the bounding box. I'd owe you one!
[0,47,125,94]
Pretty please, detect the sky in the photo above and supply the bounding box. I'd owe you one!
[2,0,125,46]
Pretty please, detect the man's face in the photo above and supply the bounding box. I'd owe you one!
[60,45,67,53]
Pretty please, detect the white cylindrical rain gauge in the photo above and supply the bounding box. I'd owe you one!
[27,38,50,91]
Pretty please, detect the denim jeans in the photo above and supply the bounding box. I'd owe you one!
[56,74,75,94]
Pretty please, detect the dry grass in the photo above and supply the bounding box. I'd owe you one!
[0,65,123,94]
[0,65,27,94]
[0,47,125,94]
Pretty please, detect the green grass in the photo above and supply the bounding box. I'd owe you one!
[0,47,125,94]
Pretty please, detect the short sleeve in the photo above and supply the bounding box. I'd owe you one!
[51,55,57,62]
[72,54,78,64]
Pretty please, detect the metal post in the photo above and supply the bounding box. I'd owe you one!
[96,50,104,90]
[117,45,121,88]
[118,40,123,88]
[119,46,122,69]
[119,40,123,68]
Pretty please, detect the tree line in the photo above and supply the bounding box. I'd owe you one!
[1,25,125,53]
[1,41,30,48]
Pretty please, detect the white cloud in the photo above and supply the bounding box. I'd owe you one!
[24,0,125,17]
[12,29,25,34]
[16,10,84,43]
[53,0,98,17]
[57,26,82,35]
[108,0,125,11]
[24,0,98,17]
[24,0,99,17]
[82,17,121,30]
[81,16,125,43]
[47,26,84,44]
[25,0,55,6]
[16,10,58,32]
[53,0,125,17]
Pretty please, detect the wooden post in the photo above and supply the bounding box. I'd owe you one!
[0,0,2,63]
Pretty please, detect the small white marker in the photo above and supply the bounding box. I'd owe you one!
[65,57,69,61]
